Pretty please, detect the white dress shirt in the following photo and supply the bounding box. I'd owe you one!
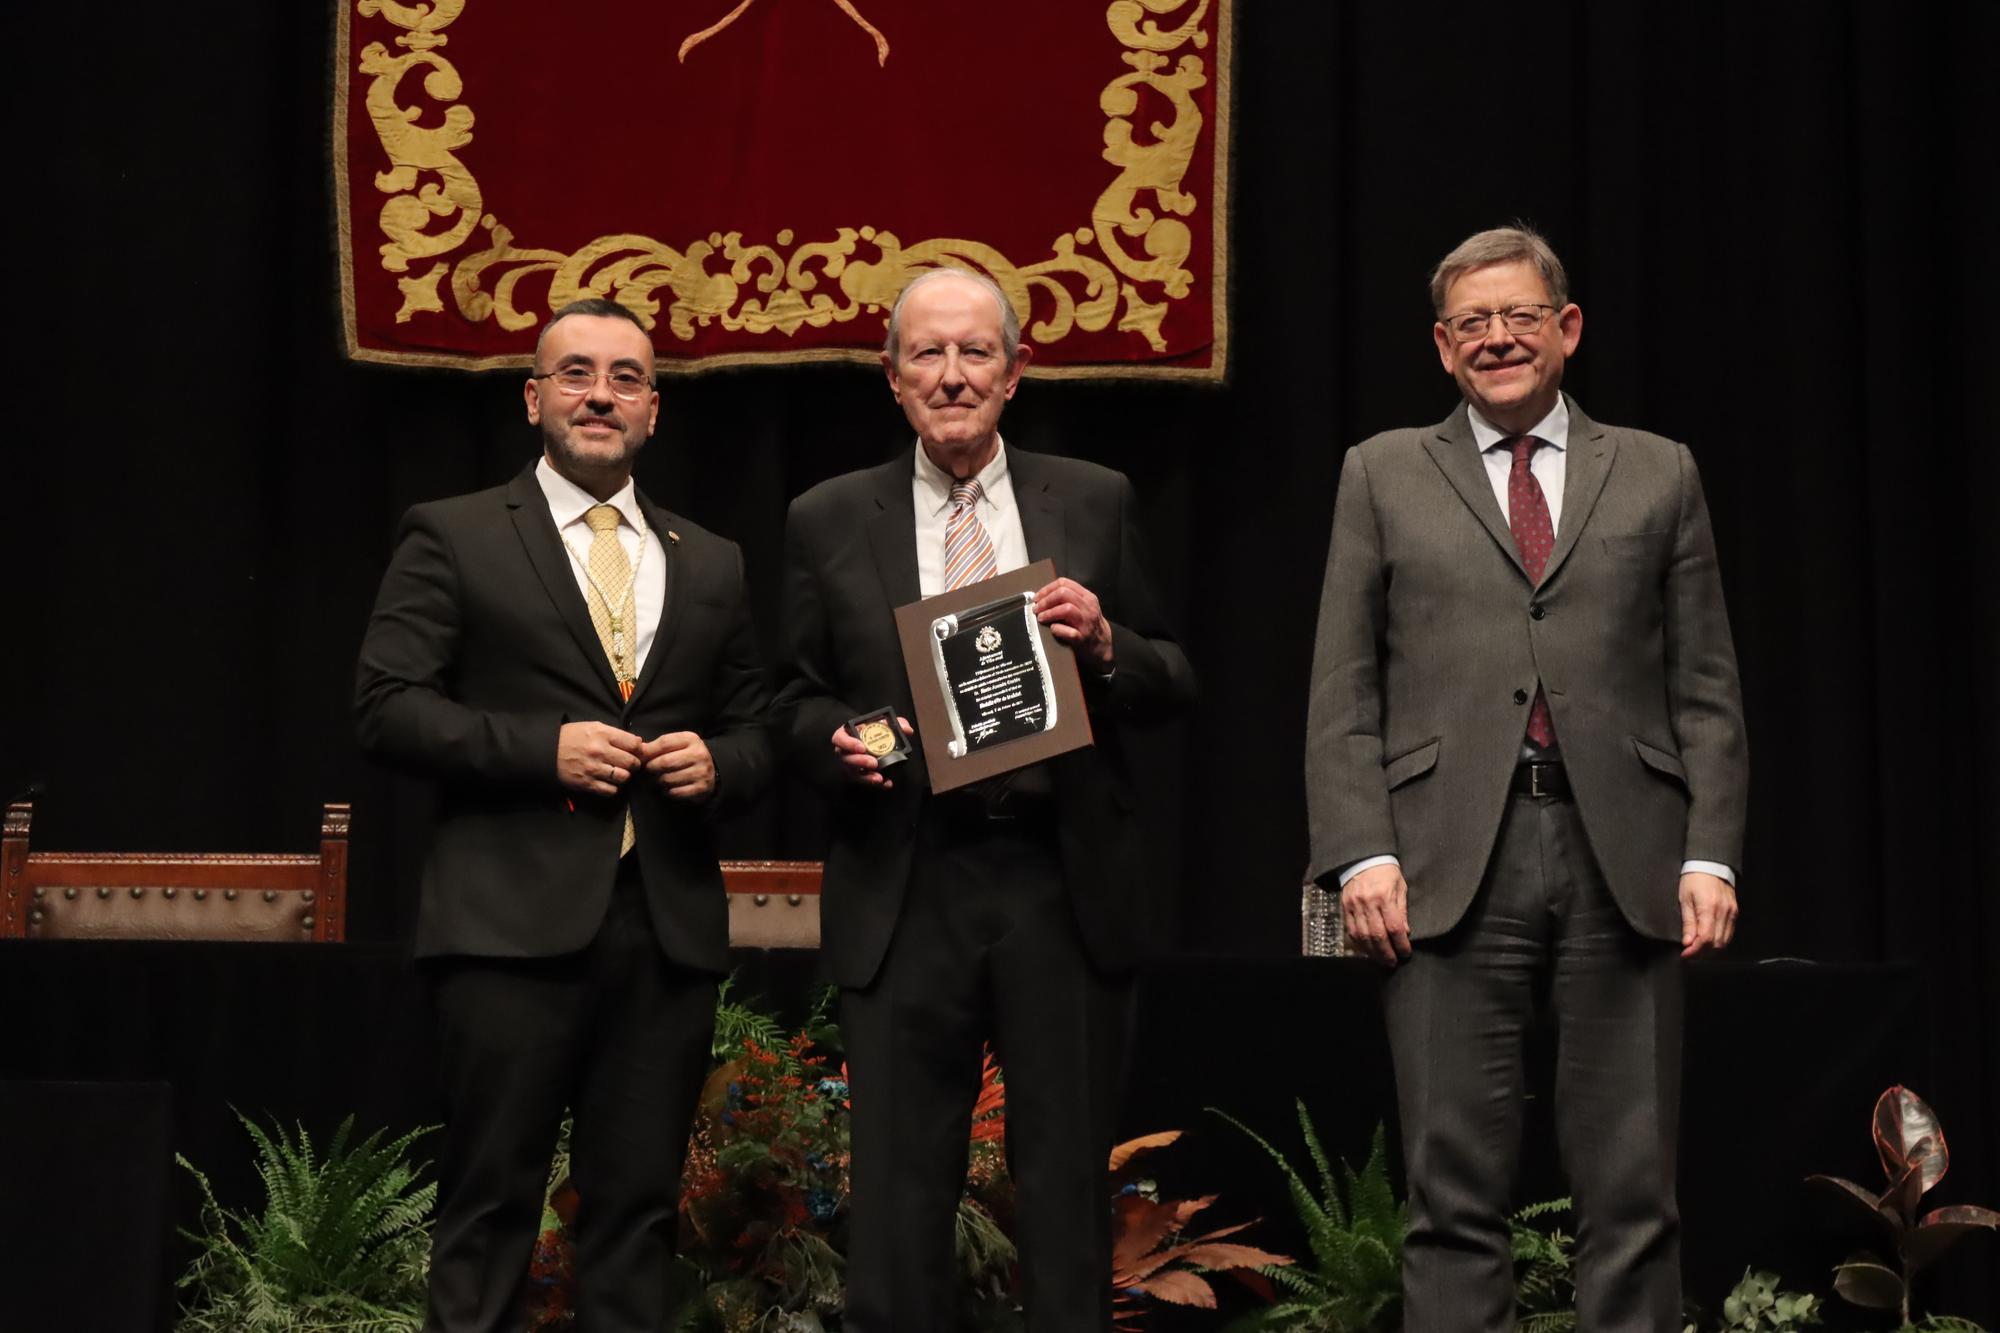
[535,457,667,675]
[1469,395,1569,530]
[1337,398,1734,888]
[912,437,1030,597]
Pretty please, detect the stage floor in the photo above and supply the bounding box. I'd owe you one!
[4,943,1966,1328]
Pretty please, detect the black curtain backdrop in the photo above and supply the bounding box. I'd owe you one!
[6,0,1995,1298]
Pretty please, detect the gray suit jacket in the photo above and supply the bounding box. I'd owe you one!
[1305,396,1747,941]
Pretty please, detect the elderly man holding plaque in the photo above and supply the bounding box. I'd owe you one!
[774,268,1196,1331]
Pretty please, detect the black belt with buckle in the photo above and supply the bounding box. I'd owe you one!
[1511,759,1571,799]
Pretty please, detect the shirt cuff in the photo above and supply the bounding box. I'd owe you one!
[1680,859,1736,886]
[1337,855,1400,887]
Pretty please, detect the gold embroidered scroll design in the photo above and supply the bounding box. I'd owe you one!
[354,0,1216,357]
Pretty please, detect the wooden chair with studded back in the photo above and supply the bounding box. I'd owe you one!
[1,802,350,942]
[720,859,822,949]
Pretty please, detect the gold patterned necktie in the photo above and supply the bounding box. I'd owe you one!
[943,479,999,590]
[583,504,638,855]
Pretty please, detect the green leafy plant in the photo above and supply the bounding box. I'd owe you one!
[1684,1268,1823,1332]
[709,975,831,1061]
[1209,1106,1403,1332]
[1807,1085,1999,1328]
[1511,1197,1577,1331]
[175,1112,436,1333]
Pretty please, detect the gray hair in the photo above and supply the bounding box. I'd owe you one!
[881,267,1022,365]
[1428,224,1570,315]
[534,297,653,368]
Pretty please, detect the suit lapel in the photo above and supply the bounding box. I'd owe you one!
[624,490,684,711]
[865,457,921,609]
[1423,405,1527,581]
[1541,397,1616,587]
[504,466,623,701]
[1010,449,1067,572]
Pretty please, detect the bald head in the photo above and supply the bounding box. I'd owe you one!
[880,267,1033,479]
[882,267,1022,366]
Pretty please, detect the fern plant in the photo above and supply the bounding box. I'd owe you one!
[711,975,791,1059]
[710,979,844,1066]
[1510,1197,1577,1332]
[175,1112,437,1333]
[1209,1106,1403,1332]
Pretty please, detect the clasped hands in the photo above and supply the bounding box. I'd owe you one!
[557,721,714,801]
[1340,865,1739,967]
[828,576,1113,789]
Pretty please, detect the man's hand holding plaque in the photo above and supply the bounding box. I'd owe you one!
[893,559,1094,793]
[1032,575,1113,673]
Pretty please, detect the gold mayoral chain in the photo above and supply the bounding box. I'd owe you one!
[570,509,649,702]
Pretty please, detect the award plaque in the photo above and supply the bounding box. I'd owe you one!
[843,706,911,768]
[894,559,1093,793]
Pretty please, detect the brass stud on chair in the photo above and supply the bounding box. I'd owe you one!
[32,886,45,899]
[786,894,802,906]
[262,890,277,903]
[29,909,42,924]
[131,887,145,899]
[193,889,207,901]
[224,889,237,901]
[163,887,176,899]
[63,887,77,900]
[97,886,112,899]
[301,890,315,904]
[301,916,315,931]
[753,893,769,906]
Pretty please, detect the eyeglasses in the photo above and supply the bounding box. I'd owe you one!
[1441,304,1559,343]
[533,366,654,401]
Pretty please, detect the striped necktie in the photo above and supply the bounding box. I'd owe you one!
[943,478,999,590]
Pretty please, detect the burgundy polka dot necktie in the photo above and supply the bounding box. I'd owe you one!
[1507,436,1557,749]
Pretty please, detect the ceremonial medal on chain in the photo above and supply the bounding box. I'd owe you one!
[569,510,648,700]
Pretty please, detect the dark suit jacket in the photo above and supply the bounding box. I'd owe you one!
[773,446,1197,988]
[355,463,771,968]
[1306,397,1748,941]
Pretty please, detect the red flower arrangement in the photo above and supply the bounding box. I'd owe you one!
[521,986,1284,1331]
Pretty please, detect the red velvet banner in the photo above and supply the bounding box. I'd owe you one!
[335,0,1233,380]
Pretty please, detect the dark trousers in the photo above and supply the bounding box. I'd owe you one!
[1385,791,1684,1333]
[841,812,1131,1333]
[423,859,716,1333]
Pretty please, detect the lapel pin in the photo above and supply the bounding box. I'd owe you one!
[667,530,681,545]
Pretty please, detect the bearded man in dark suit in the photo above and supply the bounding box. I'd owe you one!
[356,299,771,1333]
[774,268,1196,1332]
[1307,226,1748,1331]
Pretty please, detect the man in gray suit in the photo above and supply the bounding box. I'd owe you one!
[1306,225,1747,1330]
